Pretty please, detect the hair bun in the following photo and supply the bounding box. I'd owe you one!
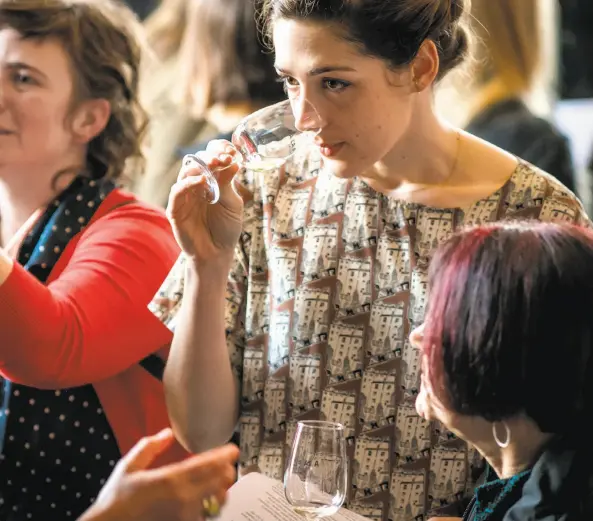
[432,0,467,32]
[438,24,469,77]
[432,0,470,80]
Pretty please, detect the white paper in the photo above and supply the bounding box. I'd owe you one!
[218,473,370,521]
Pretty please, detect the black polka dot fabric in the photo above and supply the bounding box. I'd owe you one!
[0,177,123,521]
[0,387,120,520]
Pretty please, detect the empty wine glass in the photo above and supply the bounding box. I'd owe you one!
[284,421,348,520]
[182,99,320,204]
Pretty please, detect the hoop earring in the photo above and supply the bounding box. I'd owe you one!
[492,421,511,448]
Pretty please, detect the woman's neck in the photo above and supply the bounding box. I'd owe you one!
[361,100,461,194]
[472,417,554,480]
[0,170,77,249]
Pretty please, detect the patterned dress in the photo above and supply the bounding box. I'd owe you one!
[150,147,590,521]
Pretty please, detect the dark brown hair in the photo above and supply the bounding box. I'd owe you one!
[424,222,593,434]
[0,0,147,181]
[180,0,284,116]
[260,0,471,81]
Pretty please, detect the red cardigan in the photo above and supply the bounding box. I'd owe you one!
[0,189,187,463]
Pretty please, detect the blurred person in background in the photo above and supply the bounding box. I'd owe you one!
[131,0,201,201]
[123,0,158,20]
[462,0,576,192]
[133,0,284,208]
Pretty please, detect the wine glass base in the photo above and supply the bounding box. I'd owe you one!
[203,173,220,204]
[182,154,221,204]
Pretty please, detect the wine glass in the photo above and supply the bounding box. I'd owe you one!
[284,421,348,520]
[182,99,320,204]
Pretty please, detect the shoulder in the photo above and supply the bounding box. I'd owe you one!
[507,162,576,200]
[461,132,576,203]
[466,102,572,175]
[83,188,180,261]
[95,188,169,226]
[502,162,590,227]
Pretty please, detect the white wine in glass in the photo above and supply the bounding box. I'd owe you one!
[284,421,348,520]
[182,99,319,204]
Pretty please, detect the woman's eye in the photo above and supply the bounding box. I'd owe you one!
[275,75,350,94]
[13,71,36,86]
[323,79,350,92]
[277,76,298,92]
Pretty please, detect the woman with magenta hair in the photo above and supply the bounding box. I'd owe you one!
[413,221,593,520]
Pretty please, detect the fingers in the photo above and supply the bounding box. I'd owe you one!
[178,139,239,187]
[121,428,176,473]
[206,139,240,186]
[135,444,238,520]
[205,139,236,157]
[178,154,239,187]
[177,154,229,182]
[166,173,214,221]
[169,173,211,202]
[145,443,239,486]
[175,467,235,521]
[170,443,240,477]
[186,455,237,518]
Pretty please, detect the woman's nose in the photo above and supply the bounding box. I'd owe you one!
[292,96,323,133]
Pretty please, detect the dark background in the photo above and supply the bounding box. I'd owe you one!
[559,0,593,99]
[123,0,159,21]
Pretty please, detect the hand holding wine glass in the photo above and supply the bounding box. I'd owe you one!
[166,140,244,261]
[166,99,321,262]
[284,421,348,521]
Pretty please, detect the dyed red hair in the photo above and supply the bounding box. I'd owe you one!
[421,221,593,431]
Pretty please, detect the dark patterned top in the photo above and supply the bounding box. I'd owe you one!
[465,435,593,520]
[150,148,591,521]
[0,178,121,521]
[464,468,531,521]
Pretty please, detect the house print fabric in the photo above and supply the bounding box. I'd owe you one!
[150,145,590,521]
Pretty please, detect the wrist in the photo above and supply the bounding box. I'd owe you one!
[187,254,233,282]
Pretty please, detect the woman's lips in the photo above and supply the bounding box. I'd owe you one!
[318,142,344,158]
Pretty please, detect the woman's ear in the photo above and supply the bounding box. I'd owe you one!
[70,98,111,144]
[410,40,439,91]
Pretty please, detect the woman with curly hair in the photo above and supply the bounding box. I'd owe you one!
[0,0,191,518]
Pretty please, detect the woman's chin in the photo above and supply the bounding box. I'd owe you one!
[322,158,362,180]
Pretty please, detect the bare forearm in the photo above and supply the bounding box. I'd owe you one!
[164,257,238,453]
